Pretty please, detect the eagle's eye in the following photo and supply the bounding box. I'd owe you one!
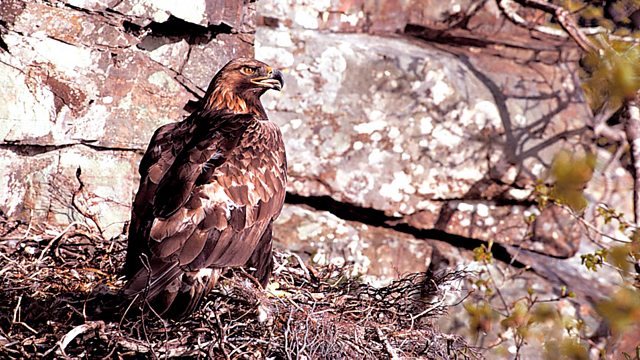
[241,66,256,75]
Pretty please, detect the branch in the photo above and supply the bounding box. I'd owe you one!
[624,93,640,225]
[376,327,400,360]
[499,0,597,53]
[57,321,105,357]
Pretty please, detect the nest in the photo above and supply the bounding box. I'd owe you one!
[0,216,479,359]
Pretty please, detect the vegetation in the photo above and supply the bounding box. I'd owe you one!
[463,1,640,357]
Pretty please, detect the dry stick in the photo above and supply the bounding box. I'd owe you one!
[20,210,34,242]
[498,0,640,55]
[10,295,22,335]
[57,321,105,357]
[9,295,37,336]
[212,302,230,360]
[376,327,400,360]
[36,222,89,264]
[508,0,598,52]
[624,94,640,225]
[558,203,631,244]
[498,0,569,38]
[72,167,103,235]
[289,252,312,280]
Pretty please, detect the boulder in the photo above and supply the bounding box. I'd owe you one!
[258,25,593,257]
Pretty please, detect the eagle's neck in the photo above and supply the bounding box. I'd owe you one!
[203,86,266,118]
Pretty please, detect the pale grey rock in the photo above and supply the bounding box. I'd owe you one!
[259,28,503,213]
[0,146,138,238]
[181,33,254,91]
[112,0,252,28]
[257,0,485,33]
[0,42,192,148]
[114,0,207,26]
[0,60,57,141]
[12,2,138,50]
[63,0,120,11]
[141,37,190,72]
[257,25,600,257]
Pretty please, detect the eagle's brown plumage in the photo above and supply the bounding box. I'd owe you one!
[123,58,286,318]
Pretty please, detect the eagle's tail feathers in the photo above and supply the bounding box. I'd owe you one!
[123,259,181,300]
[246,223,274,287]
[162,268,221,319]
[123,260,220,319]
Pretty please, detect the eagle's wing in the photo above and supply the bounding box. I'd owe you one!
[124,112,248,277]
[123,118,195,278]
[124,114,286,316]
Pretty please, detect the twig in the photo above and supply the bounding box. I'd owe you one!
[72,167,103,234]
[410,303,441,323]
[20,210,34,242]
[115,337,151,353]
[57,321,105,357]
[499,0,597,53]
[213,302,230,360]
[558,203,632,244]
[595,122,626,143]
[624,93,640,225]
[119,294,139,329]
[36,222,90,264]
[376,327,400,360]
[289,252,312,280]
[483,259,511,316]
[10,295,22,333]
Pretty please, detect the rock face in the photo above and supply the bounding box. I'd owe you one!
[0,0,629,284]
[274,204,433,284]
[0,0,254,238]
[255,0,631,302]
[0,0,628,276]
[257,12,595,257]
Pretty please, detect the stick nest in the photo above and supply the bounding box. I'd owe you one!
[0,216,479,359]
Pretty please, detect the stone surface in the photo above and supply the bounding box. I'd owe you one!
[259,30,502,209]
[0,146,137,238]
[0,0,633,356]
[274,204,433,284]
[1,0,628,285]
[113,0,208,26]
[257,25,595,256]
[257,0,485,33]
[181,33,254,91]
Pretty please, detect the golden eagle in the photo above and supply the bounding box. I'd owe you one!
[122,58,286,318]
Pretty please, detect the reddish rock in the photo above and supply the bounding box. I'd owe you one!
[0,0,255,235]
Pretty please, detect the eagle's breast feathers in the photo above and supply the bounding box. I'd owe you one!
[147,120,286,268]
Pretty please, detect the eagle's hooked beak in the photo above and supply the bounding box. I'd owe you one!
[252,69,284,91]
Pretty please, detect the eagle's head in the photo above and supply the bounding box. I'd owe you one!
[203,58,284,115]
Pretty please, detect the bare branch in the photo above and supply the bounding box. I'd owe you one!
[376,327,400,360]
[623,93,640,225]
[499,0,597,53]
[57,321,105,357]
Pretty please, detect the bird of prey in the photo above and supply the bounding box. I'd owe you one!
[122,58,286,318]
